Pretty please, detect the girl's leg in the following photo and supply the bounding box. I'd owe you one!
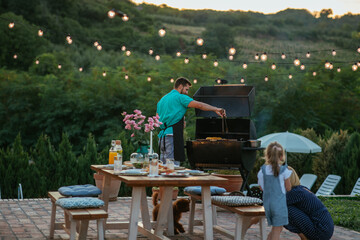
[270,226,283,240]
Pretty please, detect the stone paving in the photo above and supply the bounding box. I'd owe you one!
[1,197,360,239]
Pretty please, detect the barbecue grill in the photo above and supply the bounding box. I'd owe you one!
[186,84,262,194]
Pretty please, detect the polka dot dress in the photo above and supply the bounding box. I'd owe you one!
[285,185,334,240]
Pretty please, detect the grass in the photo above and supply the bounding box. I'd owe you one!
[319,196,360,232]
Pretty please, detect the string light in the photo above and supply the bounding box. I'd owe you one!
[93,41,99,47]
[58,64,62,69]
[170,78,174,83]
[288,74,293,79]
[357,61,360,67]
[264,76,269,82]
[229,47,236,56]
[329,63,333,70]
[313,72,317,76]
[337,67,341,72]
[102,71,106,77]
[242,63,248,69]
[281,53,286,59]
[78,67,83,72]
[216,78,221,84]
[13,54,18,59]
[260,52,267,61]
[196,37,204,46]
[271,63,276,70]
[240,77,245,83]
[107,10,116,18]
[176,51,181,57]
[184,57,189,64]
[66,35,72,44]
[300,64,305,70]
[125,50,131,56]
[122,14,129,22]
[306,52,311,58]
[149,48,154,55]
[97,45,102,51]
[121,45,126,51]
[357,47,360,53]
[324,61,330,69]
[254,53,259,60]
[228,55,233,60]
[147,76,151,82]
[38,29,43,37]
[193,79,198,84]
[332,49,336,56]
[352,63,358,71]
[155,55,160,61]
[125,74,129,80]
[202,53,207,59]
[8,22,14,28]
[158,27,166,37]
[35,59,39,65]
[213,60,218,67]
[294,58,300,66]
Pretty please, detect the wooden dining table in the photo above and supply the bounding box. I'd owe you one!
[91,165,227,240]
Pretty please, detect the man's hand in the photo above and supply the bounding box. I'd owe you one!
[215,108,226,118]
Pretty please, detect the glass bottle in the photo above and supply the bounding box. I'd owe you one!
[114,140,123,173]
[108,140,116,164]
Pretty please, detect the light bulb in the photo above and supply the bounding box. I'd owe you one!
[58,64,62,69]
[294,58,300,66]
[202,53,207,59]
[216,78,221,84]
[329,63,333,70]
[8,22,14,28]
[357,61,360,67]
[325,61,330,69]
[300,64,305,70]
[147,76,151,82]
[332,49,336,56]
[125,74,129,80]
[149,48,154,55]
[122,14,129,22]
[271,63,276,70]
[155,55,160,61]
[78,67,83,72]
[193,79,197,84]
[176,51,181,57]
[264,76,269,82]
[13,54,17,59]
[254,53,259,60]
[121,45,126,51]
[281,53,286,59]
[170,78,174,83]
[108,10,115,18]
[289,74,293,79]
[38,29,43,37]
[213,60,218,67]
[337,67,341,72]
[97,45,102,51]
[66,35,72,44]
[102,71,106,77]
[352,63,358,71]
[35,60,39,65]
[240,78,245,83]
[306,52,311,58]
[126,50,131,56]
[229,47,236,56]
[184,57,189,64]
[94,41,99,47]
[158,27,166,37]
[196,37,204,46]
[228,55,233,60]
[67,39,72,44]
[260,52,267,61]
[358,47,360,53]
[242,63,248,69]
[313,72,317,76]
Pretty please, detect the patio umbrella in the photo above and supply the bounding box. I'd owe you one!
[258,131,321,162]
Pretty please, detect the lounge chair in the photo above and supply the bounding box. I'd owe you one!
[350,177,360,196]
[300,174,317,190]
[315,174,341,196]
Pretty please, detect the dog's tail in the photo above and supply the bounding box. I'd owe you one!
[152,192,159,207]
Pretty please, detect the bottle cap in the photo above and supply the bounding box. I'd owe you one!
[115,140,121,145]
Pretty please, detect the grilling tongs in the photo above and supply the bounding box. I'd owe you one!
[221,116,229,135]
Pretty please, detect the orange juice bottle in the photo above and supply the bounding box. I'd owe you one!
[109,140,117,164]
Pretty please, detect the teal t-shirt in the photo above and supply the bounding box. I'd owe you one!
[157,89,193,138]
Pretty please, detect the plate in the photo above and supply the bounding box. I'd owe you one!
[117,170,148,176]
[174,166,186,170]
[160,172,189,177]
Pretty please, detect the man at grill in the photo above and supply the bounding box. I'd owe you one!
[157,77,226,165]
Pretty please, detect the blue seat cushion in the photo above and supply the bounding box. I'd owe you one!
[56,197,104,209]
[58,184,102,197]
[184,186,226,195]
[211,196,263,207]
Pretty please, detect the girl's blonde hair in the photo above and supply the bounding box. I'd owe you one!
[265,141,284,177]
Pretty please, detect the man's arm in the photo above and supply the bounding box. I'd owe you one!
[188,100,226,117]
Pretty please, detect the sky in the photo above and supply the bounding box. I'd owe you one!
[131,0,360,16]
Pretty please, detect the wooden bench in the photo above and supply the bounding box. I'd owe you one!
[186,192,266,240]
[48,191,108,240]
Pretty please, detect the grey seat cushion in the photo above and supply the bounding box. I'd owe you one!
[58,184,102,197]
[56,197,104,209]
[184,186,226,195]
[211,196,263,207]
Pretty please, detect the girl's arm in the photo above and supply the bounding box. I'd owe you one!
[285,178,291,192]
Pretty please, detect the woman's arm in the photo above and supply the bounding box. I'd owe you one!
[285,178,291,192]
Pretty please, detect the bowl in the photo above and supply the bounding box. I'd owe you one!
[248,140,261,148]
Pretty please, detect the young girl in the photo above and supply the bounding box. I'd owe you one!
[258,141,292,240]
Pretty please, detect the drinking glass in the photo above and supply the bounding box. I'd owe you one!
[114,155,122,174]
[149,159,159,177]
[166,158,175,173]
